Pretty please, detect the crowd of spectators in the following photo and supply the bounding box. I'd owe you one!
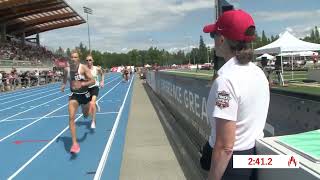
[0,38,66,92]
[0,67,63,92]
[0,39,59,66]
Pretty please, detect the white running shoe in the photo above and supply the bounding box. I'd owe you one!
[91,121,96,129]
[96,102,101,112]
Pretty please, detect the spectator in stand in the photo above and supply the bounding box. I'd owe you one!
[10,68,18,90]
[34,70,39,86]
[0,39,63,66]
[0,71,3,92]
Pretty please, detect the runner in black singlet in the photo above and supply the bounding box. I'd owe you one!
[61,51,95,154]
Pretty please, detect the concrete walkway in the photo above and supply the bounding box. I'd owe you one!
[120,77,186,180]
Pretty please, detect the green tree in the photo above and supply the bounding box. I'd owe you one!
[63,27,320,69]
[163,51,170,66]
[66,48,71,57]
[128,49,139,66]
[270,35,278,42]
[76,42,90,62]
[207,47,212,63]
[303,27,319,43]
[253,31,261,49]
[91,50,103,66]
[198,35,208,64]
[190,48,199,64]
[261,30,268,45]
[56,46,64,56]
[315,26,320,43]
[310,29,316,43]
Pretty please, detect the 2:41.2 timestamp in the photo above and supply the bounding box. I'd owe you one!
[248,157,272,166]
[233,155,299,168]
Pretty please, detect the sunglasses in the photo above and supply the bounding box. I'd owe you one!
[210,32,216,39]
[86,59,93,62]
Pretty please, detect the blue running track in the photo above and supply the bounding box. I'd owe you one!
[0,72,134,180]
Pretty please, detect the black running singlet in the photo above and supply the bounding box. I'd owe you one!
[69,64,88,94]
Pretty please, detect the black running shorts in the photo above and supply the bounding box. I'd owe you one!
[69,92,92,105]
[89,86,99,97]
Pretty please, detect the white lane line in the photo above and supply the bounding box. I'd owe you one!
[0,87,60,105]
[0,75,119,134]
[0,75,120,139]
[94,75,134,180]
[2,117,38,122]
[0,83,58,97]
[0,91,63,112]
[7,79,123,180]
[0,77,121,142]
[0,73,114,100]
[0,103,68,142]
[2,112,119,122]
[0,94,69,123]
[0,75,118,112]
[0,84,59,100]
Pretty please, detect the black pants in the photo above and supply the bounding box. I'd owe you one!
[200,142,257,180]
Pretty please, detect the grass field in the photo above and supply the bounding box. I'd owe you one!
[164,70,213,80]
[273,71,308,82]
[165,69,308,81]
[272,85,320,96]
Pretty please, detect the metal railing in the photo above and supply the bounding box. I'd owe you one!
[0,75,62,92]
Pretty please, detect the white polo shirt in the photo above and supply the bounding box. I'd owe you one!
[207,57,270,151]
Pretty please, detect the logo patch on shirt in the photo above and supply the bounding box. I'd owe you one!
[216,91,231,109]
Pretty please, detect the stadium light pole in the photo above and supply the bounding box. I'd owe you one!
[207,46,210,63]
[83,6,92,52]
[215,0,219,20]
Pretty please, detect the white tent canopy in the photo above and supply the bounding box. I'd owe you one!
[256,53,275,60]
[255,31,320,54]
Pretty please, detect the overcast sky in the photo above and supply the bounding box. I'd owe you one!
[38,0,320,53]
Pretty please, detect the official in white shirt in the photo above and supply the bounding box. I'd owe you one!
[200,9,270,180]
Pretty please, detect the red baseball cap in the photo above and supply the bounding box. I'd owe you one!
[203,9,255,42]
